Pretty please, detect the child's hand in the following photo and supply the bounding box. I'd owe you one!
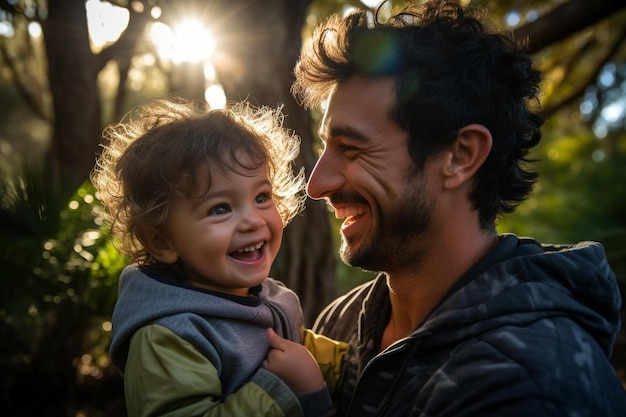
[262,328,325,393]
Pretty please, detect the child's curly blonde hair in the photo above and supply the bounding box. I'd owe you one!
[91,99,305,266]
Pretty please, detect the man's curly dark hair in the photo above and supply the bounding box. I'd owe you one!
[293,0,543,229]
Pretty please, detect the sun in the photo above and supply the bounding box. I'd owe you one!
[86,0,216,63]
[151,19,216,64]
[86,0,224,107]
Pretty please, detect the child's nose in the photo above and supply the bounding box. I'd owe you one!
[238,208,266,231]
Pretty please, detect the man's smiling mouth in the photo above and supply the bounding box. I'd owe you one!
[335,206,365,223]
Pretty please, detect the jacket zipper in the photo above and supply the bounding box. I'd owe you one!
[346,334,426,416]
[261,299,289,338]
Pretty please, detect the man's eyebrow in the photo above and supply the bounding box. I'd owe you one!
[319,125,369,143]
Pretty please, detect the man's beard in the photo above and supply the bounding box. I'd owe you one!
[340,175,433,272]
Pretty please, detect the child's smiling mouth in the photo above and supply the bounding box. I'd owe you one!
[229,241,265,261]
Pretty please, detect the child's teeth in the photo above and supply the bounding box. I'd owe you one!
[238,242,263,253]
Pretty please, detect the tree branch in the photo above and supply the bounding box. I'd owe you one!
[540,26,626,118]
[0,44,49,121]
[514,0,626,53]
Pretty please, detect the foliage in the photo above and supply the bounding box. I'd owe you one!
[498,114,626,294]
[0,162,126,416]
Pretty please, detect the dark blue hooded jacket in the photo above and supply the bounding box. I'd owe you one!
[314,234,626,416]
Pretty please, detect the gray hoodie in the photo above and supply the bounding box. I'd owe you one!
[109,265,329,416]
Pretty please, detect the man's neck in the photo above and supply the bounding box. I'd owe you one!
[380,230,499,351]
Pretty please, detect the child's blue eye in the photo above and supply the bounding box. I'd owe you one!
[209,204,230,216]
[255,192,271,204]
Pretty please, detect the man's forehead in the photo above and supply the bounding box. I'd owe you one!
[319,77,396,128]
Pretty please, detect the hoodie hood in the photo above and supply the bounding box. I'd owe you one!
[109,265,303,375]
[415,235,622,356]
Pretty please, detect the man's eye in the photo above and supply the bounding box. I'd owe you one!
[209,204,230,216]
[339,144,359,154]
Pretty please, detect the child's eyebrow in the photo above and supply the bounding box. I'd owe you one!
[189,178,273,205]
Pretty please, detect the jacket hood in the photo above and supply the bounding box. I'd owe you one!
[415,235,622,357]
[109,265,302,371]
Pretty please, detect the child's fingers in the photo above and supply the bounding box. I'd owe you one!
[265,327,288,351]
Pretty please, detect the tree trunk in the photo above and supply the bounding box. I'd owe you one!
[41,0,103,200]
[170,62,206,103]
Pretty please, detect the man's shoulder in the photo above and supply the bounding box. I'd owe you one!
[312,275,384,341]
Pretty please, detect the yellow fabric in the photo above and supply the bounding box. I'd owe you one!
[124,324,292,417]
[302,328,349,396]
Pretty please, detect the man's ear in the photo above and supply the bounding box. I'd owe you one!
[441,124,492,190]
[140,230,178,264]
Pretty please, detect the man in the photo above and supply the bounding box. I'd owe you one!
[292,0,626,416]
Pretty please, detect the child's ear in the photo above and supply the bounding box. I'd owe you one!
[441,124,492,190]
[141,230,178,264]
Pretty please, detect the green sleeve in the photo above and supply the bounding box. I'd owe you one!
[124,324,303,417]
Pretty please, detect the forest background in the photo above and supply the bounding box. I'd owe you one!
[0,0,625,416]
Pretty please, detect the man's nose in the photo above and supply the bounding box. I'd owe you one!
[306,151,342,200]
